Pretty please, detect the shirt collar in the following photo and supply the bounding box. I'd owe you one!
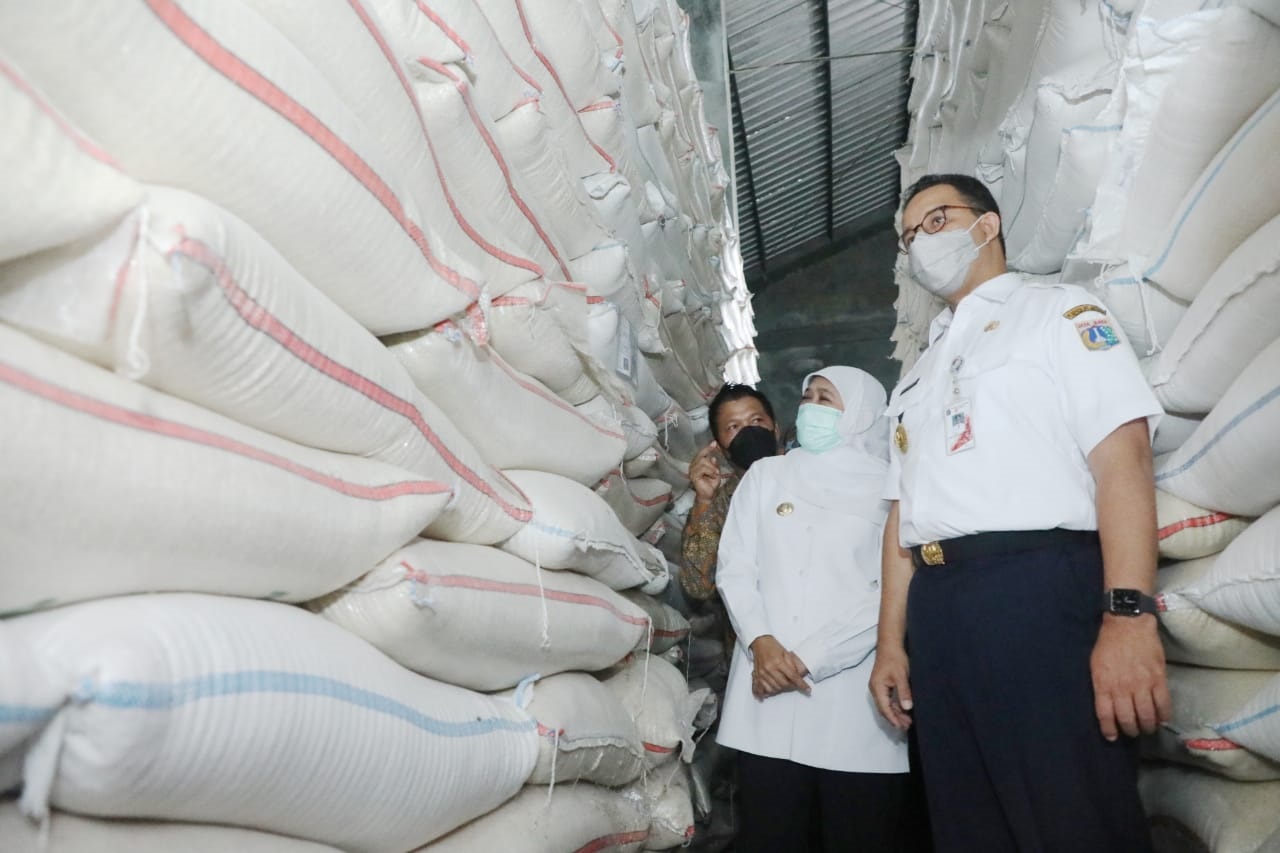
[928,271,1021,343]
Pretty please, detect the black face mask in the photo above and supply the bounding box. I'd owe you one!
[726,425,778,471]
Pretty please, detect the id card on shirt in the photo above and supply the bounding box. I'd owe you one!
[945,399,975,454]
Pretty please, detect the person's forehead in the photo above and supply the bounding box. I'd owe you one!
[721,397,770,420]
[903,184,964,223]
[806,375,836,392]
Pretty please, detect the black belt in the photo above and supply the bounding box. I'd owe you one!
[909,529,1098,569]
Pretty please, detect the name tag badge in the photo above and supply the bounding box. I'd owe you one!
[945,399,975,454]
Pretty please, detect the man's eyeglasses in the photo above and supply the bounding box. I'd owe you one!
[898,204,986,254]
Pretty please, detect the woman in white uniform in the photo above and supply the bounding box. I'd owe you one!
[715,366,910,852]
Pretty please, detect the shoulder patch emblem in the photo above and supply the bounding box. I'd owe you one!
[1075,318,1120,351]
[1063,303,1106,320]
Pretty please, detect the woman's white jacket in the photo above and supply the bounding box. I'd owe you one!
[713,453,908,773]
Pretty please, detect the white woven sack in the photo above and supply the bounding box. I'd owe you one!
[622,761,695,850]
[368,0,533,123]
[625,446,661,479]
[0,802,339,853]
[646,336,713,414]
[0,325,450,614]
[493,101,614,258]
[1156,489,1251,560]
[0,625,61,793]
[1143,87,1280,302]
[488,283,602,405]
[1142,664,1280,780]
[1179,505,1280,636]
[0,187,529,546]
[499,470,669,594]
[620,589,690,654]
[238,0,545,297]
[0,0,480,336]
[1158,557,1280,670]
[518,0,620,109]
[1219,671,1280,764]
[655,401,700,463]
[0,52,143,265]
[1140,764,1280,852]
[595,472,673,536]
[503,672,645,786]
[1156,337,1280,515]
[581,104,653,209]
[1150,213,1280,415]
[579,394,662,461]
[6,594,538,852]
[585,300,670,418]
[1002,61,1112,272]
[420,783,650,852]
[388,321,625,485]
[598,0,662,128]
[309,538,647,691]
[601,653,707,769]
[1086,263,1187,357]
[409,59,573,282]
[1153,410,1201,455]
[1124,7,1280,260]
[483,0,616,179]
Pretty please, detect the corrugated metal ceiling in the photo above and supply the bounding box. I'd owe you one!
[727,0,916,288]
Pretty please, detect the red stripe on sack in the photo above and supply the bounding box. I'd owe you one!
[416,57,570,280]
[142,0,479,302]
[490,355,624,440]
[579,99,615,113]
[490,295,535,308]
[344,3,540,275]
[172,237,529,522]
[0,57,121,167]
[413,0,472,56]
[632,490,672,508]
[573,831,650,853]
[643,742,674,754]
[1158,512,1235,540]
[1185,738,1241,751]
[653,628,688,638]
[400,561,648,627]
[512,0,617,173]
[0,361,451,502]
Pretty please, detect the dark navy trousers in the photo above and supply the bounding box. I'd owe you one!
[906,537,1153,853]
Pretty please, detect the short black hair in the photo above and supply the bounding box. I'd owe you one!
[903,173,1005,256]
[708,383,776,443]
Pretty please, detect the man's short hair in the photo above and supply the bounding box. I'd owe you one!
[708,383,776,443]
[903,173,1006,256]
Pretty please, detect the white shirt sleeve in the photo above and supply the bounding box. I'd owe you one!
[790,607,879,683]
[715,466,772,652]
[1049,295,1163,456]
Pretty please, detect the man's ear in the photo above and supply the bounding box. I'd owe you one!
[978,211,1001,246]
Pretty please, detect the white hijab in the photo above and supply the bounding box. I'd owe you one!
[779,366,890,517]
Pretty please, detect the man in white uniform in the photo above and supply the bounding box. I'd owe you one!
[869,174,1171,852]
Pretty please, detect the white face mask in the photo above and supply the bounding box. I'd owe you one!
[907,218,991,299]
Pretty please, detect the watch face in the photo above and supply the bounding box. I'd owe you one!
[1111,589,1142,616]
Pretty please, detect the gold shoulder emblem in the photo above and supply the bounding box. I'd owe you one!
[1062,303,1106,320]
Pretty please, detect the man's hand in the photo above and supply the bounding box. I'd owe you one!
[749,635,810,698]
[1091,614,1171,740]
[689,442,723,507]
[869,645,914,730]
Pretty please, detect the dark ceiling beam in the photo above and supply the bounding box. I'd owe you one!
[728,41,770,284]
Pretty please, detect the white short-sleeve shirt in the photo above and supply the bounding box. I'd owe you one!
[884,273,1162,547]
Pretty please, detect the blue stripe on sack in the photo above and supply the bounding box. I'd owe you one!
[79,671,535,738]
[528,519,582,540]
[1144,93,1279,279]
[1217,702,1280,734]
[0,705,59,725]
[1155,383,1280,482]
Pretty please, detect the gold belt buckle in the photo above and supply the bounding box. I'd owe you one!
[920,541,945,566]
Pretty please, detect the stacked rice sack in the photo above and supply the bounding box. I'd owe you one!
[0,0,734,848]
[895,0,1280,847]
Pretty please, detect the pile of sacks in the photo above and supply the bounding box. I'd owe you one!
[895,0,1280,848]
[0,0,744,849]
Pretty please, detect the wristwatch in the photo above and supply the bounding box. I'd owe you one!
[1102,588,1158,617]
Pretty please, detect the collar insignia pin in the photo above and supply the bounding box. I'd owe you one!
[894,423,909,454]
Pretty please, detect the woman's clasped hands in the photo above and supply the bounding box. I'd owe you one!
[748,634,811,699]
